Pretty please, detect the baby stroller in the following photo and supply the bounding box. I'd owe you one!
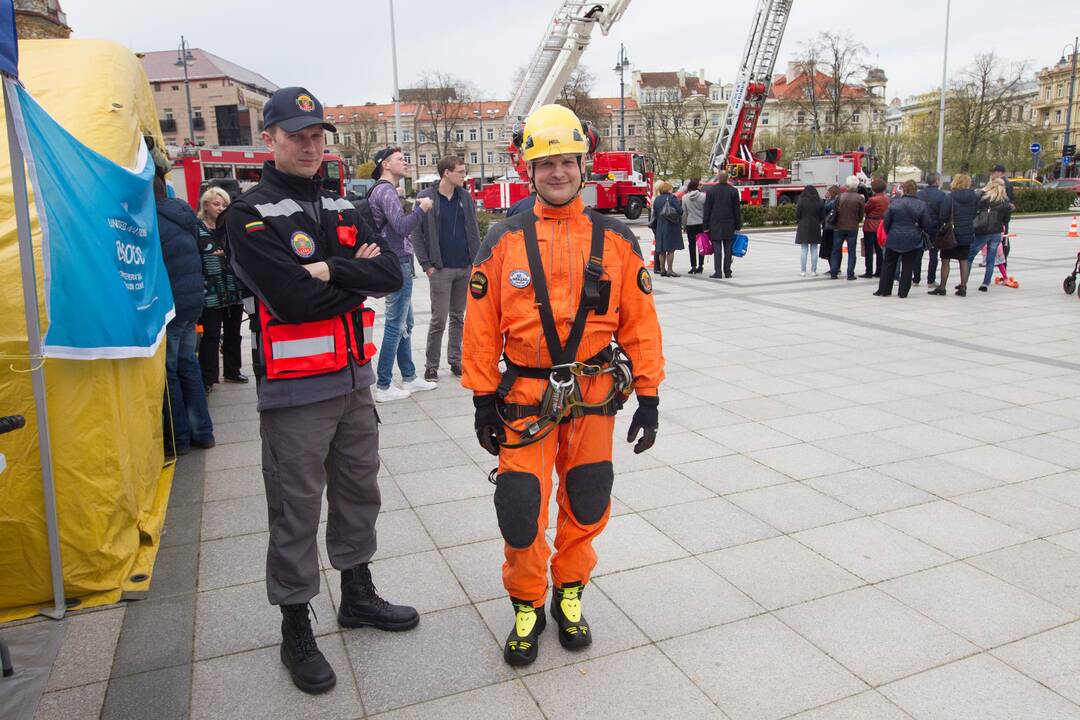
[1064,251,1080,298]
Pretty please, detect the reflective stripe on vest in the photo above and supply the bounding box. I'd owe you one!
[271,334,336,360]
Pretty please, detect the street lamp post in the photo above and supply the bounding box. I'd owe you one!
[476,103,486,186]
[935,0,951,176]
[174,36,195,146]
[614,44,630,151]
[1062,37,1078,178]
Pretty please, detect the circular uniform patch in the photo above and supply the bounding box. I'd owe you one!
[296,94,315,112]
[470,271,489,299]
[637,267,653,295]
[291,231,316,258]
[508,269,531,289]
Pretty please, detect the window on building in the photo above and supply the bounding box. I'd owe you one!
[797,111,806,125]
[627,124,635,136]
[164,109,174,120]
[851,111,860,123]
[487,151,494,163]
[647,118,654,129]
[486,127,495,141]
[404,152,412,163]
[418,130,426,143]
[693,116,701,127]
[1046,87,1052,100]
[392,130,398,142]
[1058,83,1065,98]
[171,85,179,91]
[469,128,478,141]
[469,151,478,164]
[825,113,834,123]
[1056,109,1064,124]
[455,128,464,142]
[602,126,610,136]
[403,129,412,142]
[199,83,208,89]
[761,113,769,126]
[710,113,720,126]
[368,130,377,142]
[333,133,340,145]
[419,154,427,166]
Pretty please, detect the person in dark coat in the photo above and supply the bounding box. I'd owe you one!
[932,173,977,296]
[157,170,215,455]
[874,180,936,299]
[794,185,823,275]
[702,170,742,279]
[649,181,684,276]
[196,187,246,393]
[819,185,840,264]
[915,172,952,286]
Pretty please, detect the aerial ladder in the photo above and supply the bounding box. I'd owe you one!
[505,1,632,178]
[707,0,793,183]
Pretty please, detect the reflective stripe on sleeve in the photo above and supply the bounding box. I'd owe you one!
[253,198,304,218]
[321,196,355,212]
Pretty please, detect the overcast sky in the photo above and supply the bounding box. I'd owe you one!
[61,0,1073,105]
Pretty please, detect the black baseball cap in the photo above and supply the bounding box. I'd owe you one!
[263,87,336,133]
[991,164,1006,173]
[371,146,402,179]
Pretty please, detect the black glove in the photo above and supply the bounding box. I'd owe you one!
[474,394,505,456]
[626,395,659,454]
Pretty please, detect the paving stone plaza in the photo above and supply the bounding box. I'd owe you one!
[15,213,1080,719]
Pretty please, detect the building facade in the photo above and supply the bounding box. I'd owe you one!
[13,0,70,39]
[1034,51,1080,162]
[139,48,278,149]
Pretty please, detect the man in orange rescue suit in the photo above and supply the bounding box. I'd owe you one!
[226,87,418,695]
[462,104,665,666]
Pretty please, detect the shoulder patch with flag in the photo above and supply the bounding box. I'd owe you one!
[245,220,265,233]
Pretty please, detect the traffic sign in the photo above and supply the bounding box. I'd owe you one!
[1065,156,1073,166]
[1030,142,1041,154]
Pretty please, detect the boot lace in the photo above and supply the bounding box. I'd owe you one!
[285,603,320,659]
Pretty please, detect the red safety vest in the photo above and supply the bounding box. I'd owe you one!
[257,302,376,381]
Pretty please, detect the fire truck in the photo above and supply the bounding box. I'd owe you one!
[705,0,875,205]
[169,146,347,210]
[478,1,653,218]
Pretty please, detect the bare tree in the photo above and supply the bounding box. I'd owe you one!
[558,66,604,128]
[639,92,711,181]
[410,72,476,159]
[946,52,1029,172]
[784,32,871,150]
[336,111,381,169]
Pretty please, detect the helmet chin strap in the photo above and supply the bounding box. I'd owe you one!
[531,156,585,208]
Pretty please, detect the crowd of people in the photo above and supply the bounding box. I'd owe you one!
[653,164,1018,300]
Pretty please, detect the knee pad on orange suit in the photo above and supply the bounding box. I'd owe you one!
[494,471,542,549]
[565,461,614,525]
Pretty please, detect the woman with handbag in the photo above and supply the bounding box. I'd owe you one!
[650,180,684,277]
[873,180,935,299]
[682,178,707,274]
[967,177,1012,293]
[795,185,824,276]
[861,178,889,278]
[934,173,977,297]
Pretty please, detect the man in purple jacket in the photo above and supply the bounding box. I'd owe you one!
[368,147,436,402]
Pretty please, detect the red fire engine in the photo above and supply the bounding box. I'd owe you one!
[476,1,653,218]
[169,146,346,209]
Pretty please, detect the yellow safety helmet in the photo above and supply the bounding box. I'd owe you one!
[519,104,590,163]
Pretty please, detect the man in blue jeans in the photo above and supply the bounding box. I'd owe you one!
[156,168,214,454]
[368,147,437,402]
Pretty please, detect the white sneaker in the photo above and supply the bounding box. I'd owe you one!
[812,271,819,276]
[402,376,437,393]
[800,271,806,277]
[374,385,411,403]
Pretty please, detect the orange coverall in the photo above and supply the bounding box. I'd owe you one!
[461,195,665,604]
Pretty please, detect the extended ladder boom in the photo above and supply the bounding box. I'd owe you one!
[506,1,632,127]
[708,0,793,173]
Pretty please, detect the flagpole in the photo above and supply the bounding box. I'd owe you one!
[4,74,66,620]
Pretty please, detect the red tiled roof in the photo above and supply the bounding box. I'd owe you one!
[638,71,680,87]
[324,100,511,123]
[770,70,867,100]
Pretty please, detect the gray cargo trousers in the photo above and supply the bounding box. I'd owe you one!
[259,385,381,605]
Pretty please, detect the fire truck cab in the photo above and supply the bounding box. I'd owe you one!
[169,147,346,209]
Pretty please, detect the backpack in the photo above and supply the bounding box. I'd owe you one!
[732,233,749,257]
[352,179,393,234]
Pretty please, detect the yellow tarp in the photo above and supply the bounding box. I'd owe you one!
[0,39,173,621]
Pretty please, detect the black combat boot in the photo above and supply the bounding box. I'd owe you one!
[280,603,336,694]
[504,598,546,667]
[550,582,592,650]
[338,563,419,631]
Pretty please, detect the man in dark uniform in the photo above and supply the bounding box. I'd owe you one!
[226,87,418,695]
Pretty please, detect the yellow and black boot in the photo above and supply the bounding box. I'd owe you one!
[550,582,591,650]
[504,599,546,667]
